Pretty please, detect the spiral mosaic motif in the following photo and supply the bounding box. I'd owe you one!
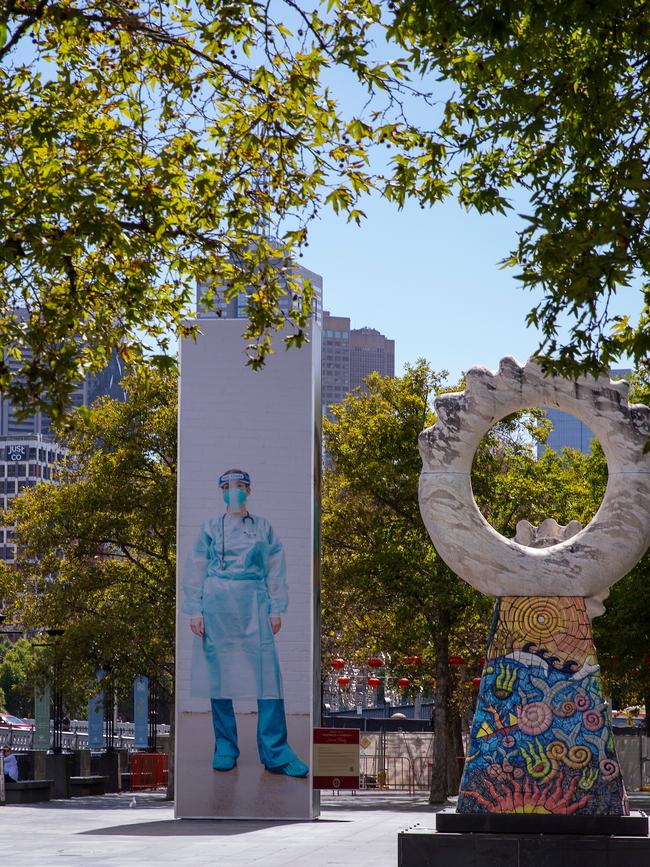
[518,598,566,642]
[583,709,604,732]
[517,701,553,736]
[556,700,576,718]
[566,745,592,769]
[457,596,628,816]
[547,741,567,762]
[600,758,620,781]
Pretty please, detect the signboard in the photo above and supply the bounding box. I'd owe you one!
[33,685,51,751]
[87,678,104,751]
[133,676,149,750]
[175,319,320,820]
[5,444,26,461]
[313,728,360,789]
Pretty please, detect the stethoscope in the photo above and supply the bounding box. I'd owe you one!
[220,511,255,569]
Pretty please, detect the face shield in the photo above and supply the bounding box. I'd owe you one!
[219,470,251,511]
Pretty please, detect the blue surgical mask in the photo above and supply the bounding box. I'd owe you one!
[224,487,247,507]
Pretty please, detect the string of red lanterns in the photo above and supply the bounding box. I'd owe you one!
[330,653,495,691]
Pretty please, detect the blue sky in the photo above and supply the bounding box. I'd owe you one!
[306,193,644,385]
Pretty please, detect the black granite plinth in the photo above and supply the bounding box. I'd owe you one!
[69,775,107,797]
[436,808,649,836]
[398,827,650,867]
[4,780,53,804]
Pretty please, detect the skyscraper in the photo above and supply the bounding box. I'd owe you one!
[349,326,395,391]
[196,262,323,323]
[537,368,633,457]
[0,347,126,563]
[321,312,351,412]
[321,313,395,417]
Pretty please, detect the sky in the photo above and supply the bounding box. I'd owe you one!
[305,192,644,385]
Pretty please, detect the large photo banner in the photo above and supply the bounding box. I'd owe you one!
[176,319,320,819]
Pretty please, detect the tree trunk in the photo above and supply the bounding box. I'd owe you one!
[429,616,450,804]
[446,703,464,795]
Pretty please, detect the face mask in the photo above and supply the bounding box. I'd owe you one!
[224,487,247,508]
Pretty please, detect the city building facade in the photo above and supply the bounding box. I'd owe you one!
[321,312,351,412]
[0,436,65,562]
[322,313,395,417]
[196,262,323,324]
[349,326,395,391]
[537,368,633,457]
[0,351,126,563]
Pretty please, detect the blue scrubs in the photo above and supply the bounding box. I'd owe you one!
[183,512,307,774]
[183,513,288,700]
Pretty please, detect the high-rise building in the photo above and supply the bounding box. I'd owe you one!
[0,436,65,563]
[196,262,323,324]
[322,313,395,417]
[0,345,126,564]
[537,368,633,457]
[0,352,125,438]
[349,326,395,391]
[321,312,351,412]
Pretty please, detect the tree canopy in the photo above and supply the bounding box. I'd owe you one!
[1,1,648,420]
[0,367,177,705]
[389,0,650,376]
[0,0,421,417]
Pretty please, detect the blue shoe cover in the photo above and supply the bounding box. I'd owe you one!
[213,751,237,771]
[266,757,309,777]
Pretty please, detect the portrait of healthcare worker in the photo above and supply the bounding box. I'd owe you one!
[182,468,309,778]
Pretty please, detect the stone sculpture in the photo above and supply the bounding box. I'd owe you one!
[418,357,650,817]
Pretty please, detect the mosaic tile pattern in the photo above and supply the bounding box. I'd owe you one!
[457,596,627,816]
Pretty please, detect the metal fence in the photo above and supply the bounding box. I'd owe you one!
[357,731,434,793]
[0,726,138,751]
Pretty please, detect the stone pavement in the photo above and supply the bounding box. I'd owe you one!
[0,791,443,867]
[3,790,649,867]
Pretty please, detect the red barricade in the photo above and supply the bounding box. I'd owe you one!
[130,752,168,790]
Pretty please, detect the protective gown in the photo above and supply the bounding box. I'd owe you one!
[183,511,308,775]
[183,513,288,700]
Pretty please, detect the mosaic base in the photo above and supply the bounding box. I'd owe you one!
[458,596,627,816]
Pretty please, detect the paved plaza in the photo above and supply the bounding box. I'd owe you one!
[3,790,650,866]
[0,791,442,867]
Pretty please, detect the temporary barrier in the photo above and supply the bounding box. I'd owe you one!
[130,752,168,790]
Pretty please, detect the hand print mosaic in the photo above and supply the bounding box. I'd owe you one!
[457,596,627,816]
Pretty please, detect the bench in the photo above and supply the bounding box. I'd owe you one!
[5,780,53,804]
[70,775,107,797]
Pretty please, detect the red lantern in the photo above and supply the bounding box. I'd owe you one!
[368,676,381,688]
[398,677,411,689]
[448,656,464,665]
[331,658,345,671]
[367,657,384,669]
[406,655,422,666]
[431,678,437,689]
[472,677,482,687]
[337,676,350,687]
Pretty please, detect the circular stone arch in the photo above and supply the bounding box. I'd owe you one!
[418,357,650,601]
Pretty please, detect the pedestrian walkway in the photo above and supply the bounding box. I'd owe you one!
[4,789,648,867]
[0,791,443,867]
